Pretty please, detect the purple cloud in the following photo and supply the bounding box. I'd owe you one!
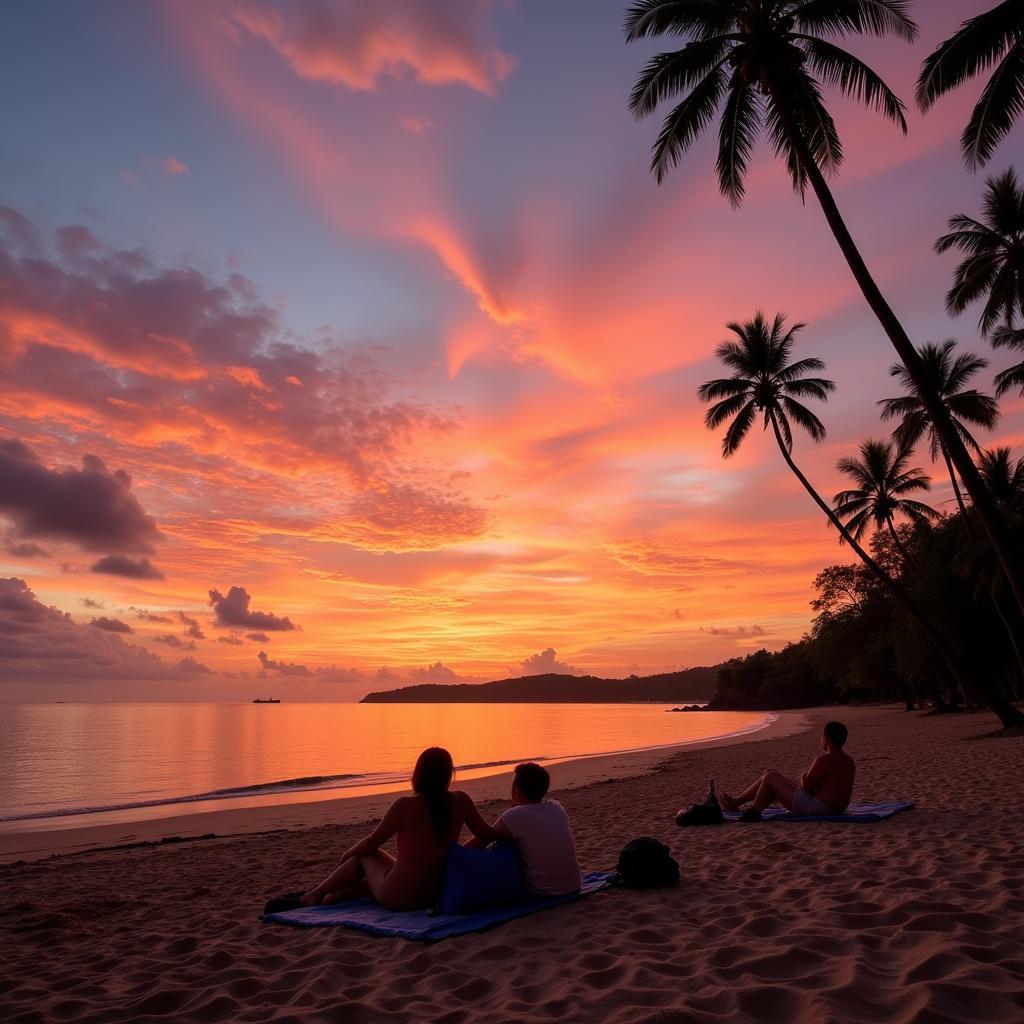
[5,540,49,558]
[179,611,206,639]
[0,438,160,554]
[0,578,210,681]
[209,587,296,631]
[89,616,133,634]
[153,634,197,650]
[91,555,165,580]
[257,650,311,676]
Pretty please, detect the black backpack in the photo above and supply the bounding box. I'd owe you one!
[676,779,725,827]
[615,837,680,889]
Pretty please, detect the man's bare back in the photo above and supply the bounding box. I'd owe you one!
[800,748,855,813]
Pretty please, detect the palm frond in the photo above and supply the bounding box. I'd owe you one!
[717,77,759,206]
[790,0,918,43]
[721,398,756,456]
[704,393,754,429]
[916,0,1021,110]
[780,396,827,442]
[629,38,731,118]
[961,40,1024,170]
[797,35,907,130]
[775,355,826,380]
[623,0,740,43]
[994,359,1024,396]
[698,376,754,401]
[651,64,729,183]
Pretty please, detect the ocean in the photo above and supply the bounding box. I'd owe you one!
[0,702,770,827]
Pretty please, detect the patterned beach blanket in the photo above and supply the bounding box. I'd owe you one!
[262,870,616,942]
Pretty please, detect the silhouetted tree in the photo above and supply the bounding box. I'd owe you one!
[625,0,1024,622]
[878,340,999,516]
[697,312,1023,726]
[833,439,937,564]
[917,2,1024,169]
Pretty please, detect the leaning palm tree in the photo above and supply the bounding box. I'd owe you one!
[917,1,1024,170]
[833,439,938,564]
[625,0,1024,626]
[878,340,999,516]
[698,311,1023,726]
[935,168,1024,335]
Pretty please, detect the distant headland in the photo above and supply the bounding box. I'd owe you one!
[360,666,719,704]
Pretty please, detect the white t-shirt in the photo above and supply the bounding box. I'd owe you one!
[498,799,582,896]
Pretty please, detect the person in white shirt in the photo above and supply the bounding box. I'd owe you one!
[489,762,582,896]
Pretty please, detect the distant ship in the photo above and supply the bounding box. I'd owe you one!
[252,697,281,704]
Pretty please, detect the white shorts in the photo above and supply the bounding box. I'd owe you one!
[792,787,835,817]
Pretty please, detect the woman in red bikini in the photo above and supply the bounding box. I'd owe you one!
[301,747,498,910]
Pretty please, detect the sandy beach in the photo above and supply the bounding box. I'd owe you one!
[3,705,1023,1023]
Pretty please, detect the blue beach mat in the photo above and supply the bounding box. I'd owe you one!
[723,800,914,823]
[262,870,616,942]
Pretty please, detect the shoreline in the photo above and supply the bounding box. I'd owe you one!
[0,710,806,864]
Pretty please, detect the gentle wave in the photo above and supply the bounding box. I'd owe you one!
[0,754,550,824]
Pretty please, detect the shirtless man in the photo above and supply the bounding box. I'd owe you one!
[721,721,855,822]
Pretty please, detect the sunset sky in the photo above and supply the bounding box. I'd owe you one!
[2,0,1021,700]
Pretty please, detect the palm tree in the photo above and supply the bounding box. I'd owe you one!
[935,168,1024,335]
[980,447,1024,515]
[833,439,938,564]
[626,0,1024,624]
[878,341,999,516]
[917,1,1024,170]
[698,311,1023,726]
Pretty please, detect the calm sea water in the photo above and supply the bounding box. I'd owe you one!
[0,703,769,826]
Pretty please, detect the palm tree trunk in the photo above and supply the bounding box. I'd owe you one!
[770,92,1024,631]
[944,446,1024,690]
[766,409,1024,728]
[885,516,915,568]
[992,596,1024,701]
[941,444,969,519]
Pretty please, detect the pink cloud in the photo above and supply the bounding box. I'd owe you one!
[162,156,189,176]
[399,114,434,135]
[229,0,515,95]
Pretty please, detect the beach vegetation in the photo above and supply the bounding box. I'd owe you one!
[699,312,1024,726]
[626,0,1024,630]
